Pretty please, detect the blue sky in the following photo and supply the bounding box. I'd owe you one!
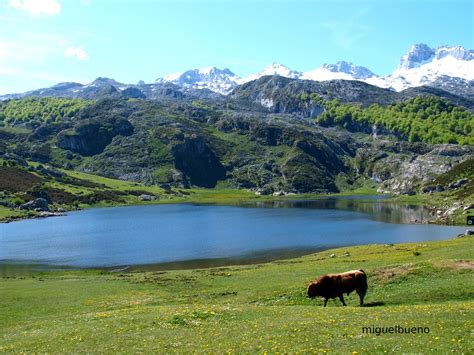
[0,0,472,94]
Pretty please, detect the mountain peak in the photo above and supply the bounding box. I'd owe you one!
[197,66,234,76]
[399,43,435,69]
[320,61,376,79]
[155,66,240,95]
[434,45,473,61]
[4,43,471,100]
[90,77,122,87]
[267,62,290,69]
[263,62,291,71]
[241,63,304,83]
[387,43,474,91]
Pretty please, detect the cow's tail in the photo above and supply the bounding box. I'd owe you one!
[359,269,368,290]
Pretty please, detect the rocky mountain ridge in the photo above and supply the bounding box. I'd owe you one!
[153,44,473,94]
[1,44,472,100]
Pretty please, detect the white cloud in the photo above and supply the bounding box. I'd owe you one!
[0,34,90,94]
[8,0,61,16]
[64,46,89,61]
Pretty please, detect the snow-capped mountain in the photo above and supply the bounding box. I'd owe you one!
[301,45,474,91]
[384,44,474,91]
[154,44,473,94]
[304,61,376,81]
[155,67,240,95]
[154,63,306,94]
[2,44,472,100]
[241,63,305,82]
[302,61,391,87]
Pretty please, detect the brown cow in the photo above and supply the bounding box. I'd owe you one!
[307,269,367,307]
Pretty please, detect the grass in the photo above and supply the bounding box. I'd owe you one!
[0,206,28,219]
[1,236,473,352]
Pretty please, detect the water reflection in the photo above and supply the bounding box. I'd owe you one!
[0,197,464,271]
[241,197,431,224]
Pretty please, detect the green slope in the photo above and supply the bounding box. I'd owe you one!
[1,236,472,352]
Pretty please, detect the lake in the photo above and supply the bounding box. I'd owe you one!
[0,197,466,270]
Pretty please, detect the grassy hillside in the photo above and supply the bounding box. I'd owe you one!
[316,96,474,144]
[1,236,472,352]
[1,95,472,223]
[1,96,472,196]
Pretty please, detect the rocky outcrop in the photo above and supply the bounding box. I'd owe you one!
[138,194,155,201]
[448,178,468,189]
[281,151,339,192]
[360,142,473,194]
[20,197,49,211]
[122,87,146,99]
[57,117,133,156]
[3,94,470,196]
[230,76,399,116]
[171,135,226,188]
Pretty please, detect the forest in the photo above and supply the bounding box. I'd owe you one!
[315,96,474,144]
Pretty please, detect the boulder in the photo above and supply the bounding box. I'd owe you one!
[448,178,469,189]
[138,194,155,201]
[255,186,273,196]
[463,204,474,211]
[422,186,434,194]
[422,185,444,193]
[160,183,172,192]
[20,198,49,211]
[121,87,146,99]
[35,165,64,178]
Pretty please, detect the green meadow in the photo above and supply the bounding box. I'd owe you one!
[1,235,472,353]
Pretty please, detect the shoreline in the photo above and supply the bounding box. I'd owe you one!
[1,190,469,226]
[1,228,468,275]
[0,189,385,224]
[0,246,331,275]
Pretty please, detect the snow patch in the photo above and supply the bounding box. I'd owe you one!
[260,97,274,109]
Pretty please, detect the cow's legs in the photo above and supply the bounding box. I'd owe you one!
[323,299,328,307]
[338,294,347,306]
[357,289,366,306]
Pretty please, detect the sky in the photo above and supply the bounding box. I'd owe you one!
[0,0,472,94]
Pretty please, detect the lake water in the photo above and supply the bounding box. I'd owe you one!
[0,197,466,270]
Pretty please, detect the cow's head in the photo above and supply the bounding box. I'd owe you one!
[307,281,320,298]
